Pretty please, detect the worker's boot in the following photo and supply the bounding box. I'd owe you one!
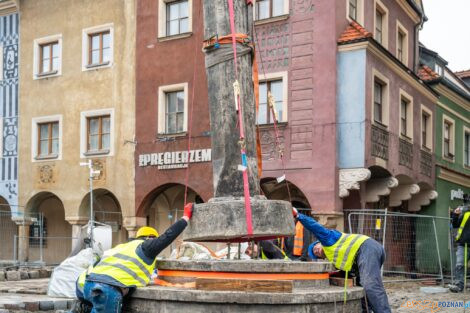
[448,284,463,293]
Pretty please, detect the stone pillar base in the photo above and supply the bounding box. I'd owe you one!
[183,196,295,242]
[123,216,148,238]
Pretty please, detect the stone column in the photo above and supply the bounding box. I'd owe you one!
[183,0,295,242]
[123,216,147,239]
[67,217,89,254]
[14,219,32,263]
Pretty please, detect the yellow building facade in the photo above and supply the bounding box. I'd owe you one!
[18,0,138,262]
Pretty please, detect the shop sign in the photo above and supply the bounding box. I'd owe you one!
[138,149,211,170]
[451,189,465,201]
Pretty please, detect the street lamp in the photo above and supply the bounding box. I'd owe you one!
[80,160,101,249]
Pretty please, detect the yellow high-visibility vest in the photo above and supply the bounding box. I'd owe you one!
[322,233,369,272]
[456,211,470,241]
[89,240,156,288]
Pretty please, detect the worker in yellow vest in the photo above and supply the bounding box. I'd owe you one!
[448,202,470,293]
[293,208,390,313]
[79,203,194,313]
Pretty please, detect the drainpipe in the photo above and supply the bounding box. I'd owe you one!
[414,11,425,73]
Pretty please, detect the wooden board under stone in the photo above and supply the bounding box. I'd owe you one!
[195,278,293,293]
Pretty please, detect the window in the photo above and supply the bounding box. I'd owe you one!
[444,122,451,157]
[257,72,288,125]
[33,34,62,79]
[374,81,383,124]
[442,115,455,160]
[397,32,404,61]
[88,31,111,66]
[396,21,408,65]
[399,90,413,140]
[258,80,282,124]
[465,130,470,167]
[166,0,189,36]
[38,122,59,157]
[165,91,185,133]
[422,112,429,148]
[256,0,285,20]
[82,24,114,71]
[87,115,110,153]
[400,99,408,136]
[375,11,383,44]
[31,115,62,161]
[158,83,188,134]
[39,42,59,74]
[349,0,357,20]
[435,64,443,76]
[158,0,193,39]
[374,0,388,47]
[80,109,114,158]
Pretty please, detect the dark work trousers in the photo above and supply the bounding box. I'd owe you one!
[355,238,391,313]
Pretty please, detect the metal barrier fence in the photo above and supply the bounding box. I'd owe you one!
[13,236,77,266]
[345,210,453,283]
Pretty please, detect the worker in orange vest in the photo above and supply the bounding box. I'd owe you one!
[284,208,313,260]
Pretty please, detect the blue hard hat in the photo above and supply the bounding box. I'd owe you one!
[308,241,320,260]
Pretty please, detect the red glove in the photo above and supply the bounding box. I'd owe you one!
[292,207,298,218]
[183,203,194,220]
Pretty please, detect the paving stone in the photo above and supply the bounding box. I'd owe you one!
[19,271,29,280]
[39,300,55,311]
[28,270,40,279]
[24,301,40,311]
[6,271,20,281]
[38,269,49,278]
[54,300,68,310]
[4,302,25,310]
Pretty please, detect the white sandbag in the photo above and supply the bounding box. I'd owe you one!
[47,248,99,298]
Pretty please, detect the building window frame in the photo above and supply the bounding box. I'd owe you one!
[33,34,63,80]
[442,114,455,162]
[158,0,193,40]
[80,109,114,158]
[31,115,63,162]
[346,0,364,25]
[254,0,289,23]
[257,71,288,125]
[464,126,470,168]
[399,89,413,141]
[371,69,390,128]
[86,115,111,154]
[374,0,388,48]
[420,105,433,152]
[82,23,114,71]
[396,20,408,66]
[158,83,189,135]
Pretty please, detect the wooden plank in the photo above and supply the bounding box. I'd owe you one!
[195,278,293,293]
[329,276,355,287]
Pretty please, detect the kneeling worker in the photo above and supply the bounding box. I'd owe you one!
[293,208,390,313]
[81,203,194,313]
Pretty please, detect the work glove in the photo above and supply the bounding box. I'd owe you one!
[183,203,194,220]
[292,207,298,218]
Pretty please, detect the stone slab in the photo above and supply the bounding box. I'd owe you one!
[19,270,29,280]
[6,271,20,281]
[156,260,334,273]
[28,270,40,279]
[0,271,5,282]
[184,197,295,241]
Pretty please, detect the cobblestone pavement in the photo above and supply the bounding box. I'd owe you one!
[0,278,75,312]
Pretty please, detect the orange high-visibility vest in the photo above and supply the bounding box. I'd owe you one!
[293,222,304,256]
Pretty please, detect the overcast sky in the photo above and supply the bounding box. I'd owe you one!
[420,0,470,72]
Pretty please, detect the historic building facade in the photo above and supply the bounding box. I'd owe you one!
[135,0,438,247]
[337,0,438,213]
[0,0,19,261]
[418,46,470,272]
[17,0,137,262]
